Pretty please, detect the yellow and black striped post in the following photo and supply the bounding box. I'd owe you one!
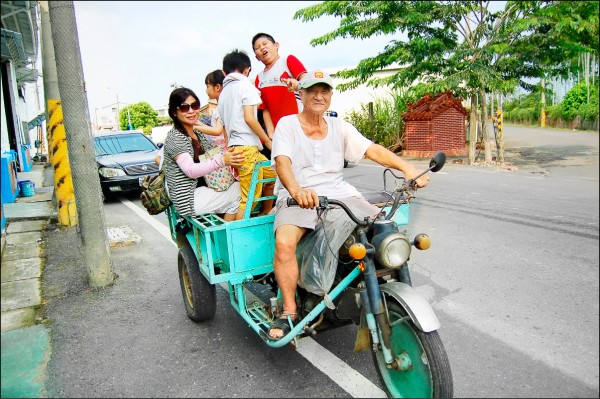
[47,99,78,228]
[495,108,504,163]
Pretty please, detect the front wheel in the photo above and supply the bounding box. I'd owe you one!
[372,301,453,398]
[178,243,216,321]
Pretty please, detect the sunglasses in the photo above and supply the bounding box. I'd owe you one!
[177,101,200,113]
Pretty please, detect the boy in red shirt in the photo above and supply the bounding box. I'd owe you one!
[252,33,307,141]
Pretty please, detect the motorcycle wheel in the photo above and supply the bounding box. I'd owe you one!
[178,243,216,322]
[372,301,453,398]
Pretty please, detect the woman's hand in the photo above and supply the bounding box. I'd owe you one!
[224,148,244,168]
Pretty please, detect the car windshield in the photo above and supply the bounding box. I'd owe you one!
[94,134,156,156]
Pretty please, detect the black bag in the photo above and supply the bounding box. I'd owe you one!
[140,171,171,215]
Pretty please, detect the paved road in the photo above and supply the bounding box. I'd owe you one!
[42,125,598,398]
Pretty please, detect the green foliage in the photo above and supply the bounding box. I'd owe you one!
[546,104,562,120]
[579,97,599,122]
[294,1,598,98]
[503,90,542,123]
[119,102,158,131]
[156,116,172,126]
[561,82,599,121]
[504,1,599,87]
[506,82,599,123]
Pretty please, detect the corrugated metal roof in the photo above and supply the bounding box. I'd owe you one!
[1,0,38,61]
[0,28,27,65]
[402,91,468,121]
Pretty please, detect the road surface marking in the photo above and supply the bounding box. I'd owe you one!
[122,197,387,398]
[120,199,175,245]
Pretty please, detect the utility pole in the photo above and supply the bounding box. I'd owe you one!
[39,0,77,228]
[48,1,114,287]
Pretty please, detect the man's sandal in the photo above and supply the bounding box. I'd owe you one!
[268,313,297,340]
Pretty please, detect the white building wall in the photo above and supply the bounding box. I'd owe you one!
[323,67,399,119]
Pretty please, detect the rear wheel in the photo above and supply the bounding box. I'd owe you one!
[178,243,216,321]
[372,301,453,398]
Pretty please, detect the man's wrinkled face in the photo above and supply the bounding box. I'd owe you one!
[300,84,333,114]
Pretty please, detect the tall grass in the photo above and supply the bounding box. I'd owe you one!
[343,87,423,150]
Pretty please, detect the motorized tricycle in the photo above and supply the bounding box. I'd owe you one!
[166,152,452,398]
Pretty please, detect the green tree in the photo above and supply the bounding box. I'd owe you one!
[503,1,599,127]
[119,102,158,134]
[156,115,172,126]
[294,1,599,164]
[561,82,599,121]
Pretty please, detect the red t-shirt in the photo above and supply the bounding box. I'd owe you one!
[255,55,306,128]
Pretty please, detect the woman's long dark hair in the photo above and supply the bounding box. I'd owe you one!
[168,87,200,134]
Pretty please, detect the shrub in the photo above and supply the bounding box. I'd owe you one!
[546,104,562,120]
[562,82,599,121]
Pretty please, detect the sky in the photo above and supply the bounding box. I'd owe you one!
[72,1,403,116]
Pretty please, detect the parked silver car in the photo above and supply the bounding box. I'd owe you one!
[93,131,160,200]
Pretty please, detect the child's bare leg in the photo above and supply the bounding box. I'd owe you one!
[223,213,236,221]
[235,208,245,220]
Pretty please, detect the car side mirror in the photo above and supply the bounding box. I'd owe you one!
[157,143,164,149]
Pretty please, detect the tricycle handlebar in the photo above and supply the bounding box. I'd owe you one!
[286,197,369,226]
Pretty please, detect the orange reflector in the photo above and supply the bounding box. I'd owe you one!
[413,234,431,250]
[349,243,366,260]
[358,262,366,272]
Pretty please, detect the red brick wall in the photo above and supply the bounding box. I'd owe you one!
[404,120,430,151]
[404,109,465,153]
[431,109,465,151]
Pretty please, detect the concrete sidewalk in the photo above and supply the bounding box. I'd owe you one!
[1,163,56,398]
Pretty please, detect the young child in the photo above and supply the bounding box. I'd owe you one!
[218,49,276,220]
[194,69,227,150]
[252,32,307,139]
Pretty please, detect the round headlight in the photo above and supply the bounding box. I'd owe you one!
[375,233,411,269]
[99,167,126,178]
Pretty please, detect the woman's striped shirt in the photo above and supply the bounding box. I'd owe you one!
[163,127,217,216]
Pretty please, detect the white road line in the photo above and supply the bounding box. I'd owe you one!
[296,338,387,398]
[120,198,175,245]
[123,198,387,398]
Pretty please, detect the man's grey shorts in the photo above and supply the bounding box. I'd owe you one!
[273,196,381,233]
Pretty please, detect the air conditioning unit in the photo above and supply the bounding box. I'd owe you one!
[1,151,20,203]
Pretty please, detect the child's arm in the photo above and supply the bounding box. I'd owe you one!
[243,104,272,150]
[262,109,275,139]
[193,120,225,137]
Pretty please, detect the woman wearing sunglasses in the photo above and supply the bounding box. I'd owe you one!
[162,87,244,220]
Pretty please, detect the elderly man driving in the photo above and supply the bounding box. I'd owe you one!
[268,70,430,339]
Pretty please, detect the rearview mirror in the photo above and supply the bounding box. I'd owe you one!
[429,152,446,172]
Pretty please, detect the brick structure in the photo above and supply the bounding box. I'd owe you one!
[401,91,468,157]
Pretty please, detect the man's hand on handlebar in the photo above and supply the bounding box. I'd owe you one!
[290,187,320,209]
[403,164,430,188]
